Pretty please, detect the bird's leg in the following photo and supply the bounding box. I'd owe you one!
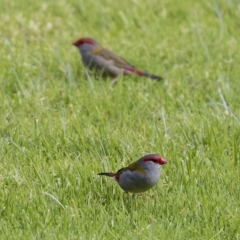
[139,193,156,199]
[124,191,132,200]
[111,76,119,85]
[139,193,146,197]
[111,70,124,85]
[151,194,156,199]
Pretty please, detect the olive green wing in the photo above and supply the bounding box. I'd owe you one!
[90,46,135,69]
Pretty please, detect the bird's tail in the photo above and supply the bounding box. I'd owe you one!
[98,172,116,177]
[124,68,163,81]
[141,72,163,81]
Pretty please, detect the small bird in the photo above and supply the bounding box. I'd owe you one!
[98,154,167,193]
[72,37,162,83]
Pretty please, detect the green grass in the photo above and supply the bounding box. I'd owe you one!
[0,0,240,239]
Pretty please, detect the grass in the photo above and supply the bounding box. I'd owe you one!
[0,0,240,239]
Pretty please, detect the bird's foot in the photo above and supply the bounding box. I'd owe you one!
[139,193,156,199]
[111,77,119,85]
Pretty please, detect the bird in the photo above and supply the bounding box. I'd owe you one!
[98,154,167,193]
[72,37,162,83]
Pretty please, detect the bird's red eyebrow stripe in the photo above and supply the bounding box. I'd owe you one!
[143,156,160,162]
[143,156,167,164]
[72,38,94,46]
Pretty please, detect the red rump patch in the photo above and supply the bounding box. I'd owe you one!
[72,38,95,46]
[124,68,144,75]
[105,173,119,182]
[108,173,116,177]
[115,175,120,182]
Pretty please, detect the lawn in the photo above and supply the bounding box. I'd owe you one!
[0,0,240,239]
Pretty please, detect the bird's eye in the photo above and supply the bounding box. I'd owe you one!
[153,160,157,163]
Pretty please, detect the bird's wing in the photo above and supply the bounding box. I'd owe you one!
[90,46,135,69]
[116,161,146,176]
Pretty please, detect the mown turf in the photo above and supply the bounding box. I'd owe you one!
[0,0,240,239]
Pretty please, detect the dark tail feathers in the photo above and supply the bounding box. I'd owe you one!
[124,67,163,81]
[98,172,115,177]
[142,72,163,81]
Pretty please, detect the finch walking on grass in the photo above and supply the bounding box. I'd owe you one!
[98,154,167,193]
[73,37,162,83]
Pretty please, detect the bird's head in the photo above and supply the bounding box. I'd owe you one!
[140,154,167,170]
